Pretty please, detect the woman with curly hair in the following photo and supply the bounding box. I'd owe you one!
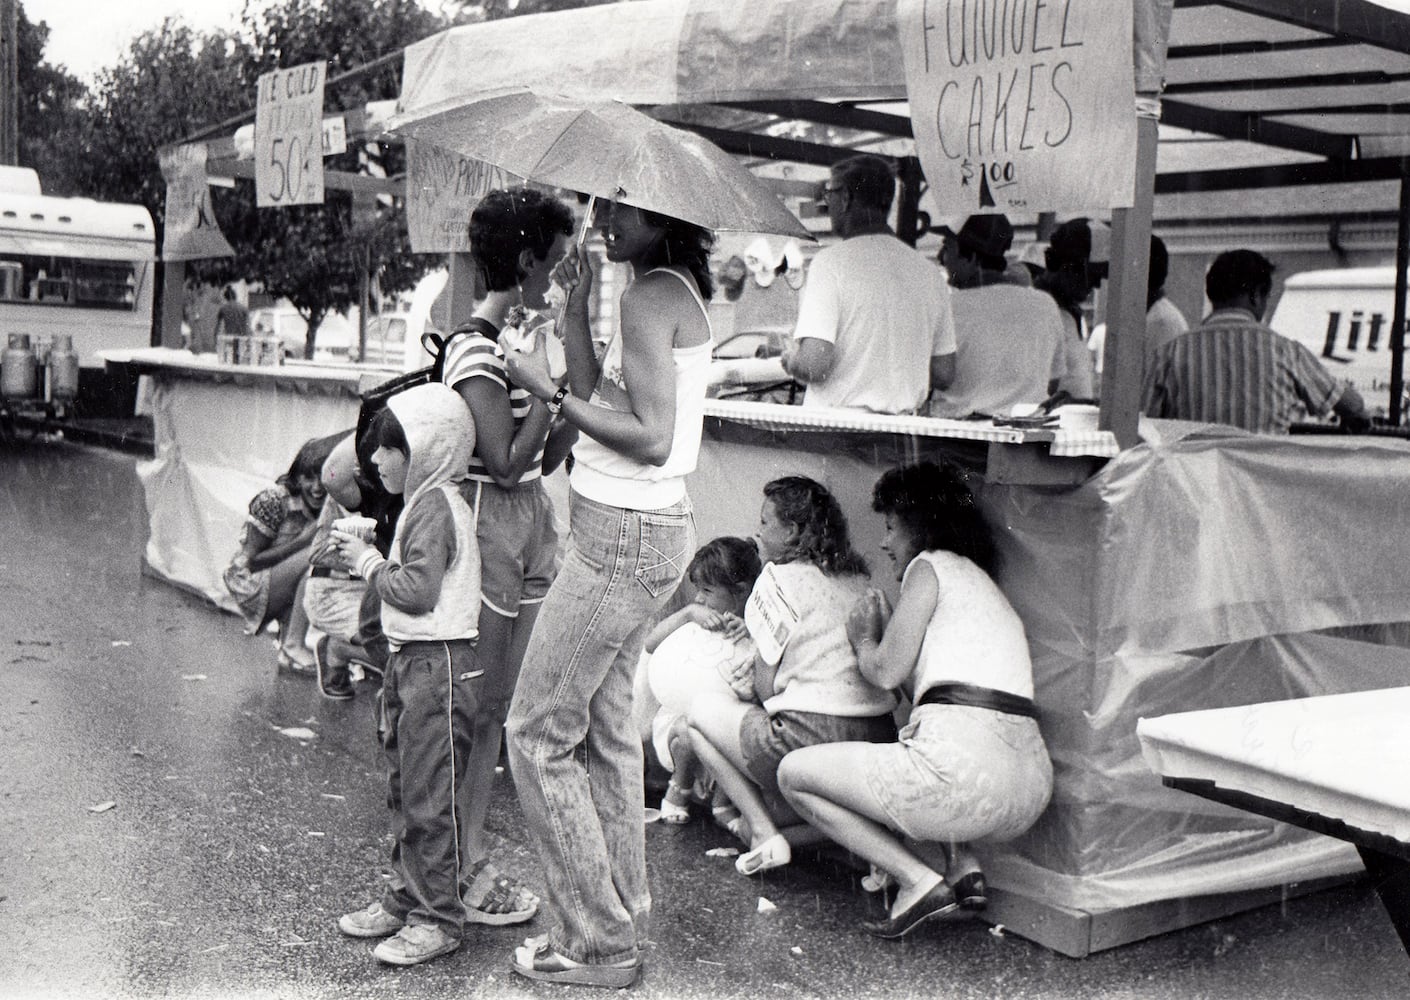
[687,475,898,877]
[778,461,1052,939]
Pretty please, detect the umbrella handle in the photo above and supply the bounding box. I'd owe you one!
[551,195,596,359]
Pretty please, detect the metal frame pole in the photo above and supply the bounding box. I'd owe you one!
[1389,175,1410,425]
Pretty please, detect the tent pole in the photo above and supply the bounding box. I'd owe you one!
[896,157,924,247]
[1099,113,1159,449]
[1389,174,1410,425]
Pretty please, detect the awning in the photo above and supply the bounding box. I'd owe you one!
[0,232,154,262]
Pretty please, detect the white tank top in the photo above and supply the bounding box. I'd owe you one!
[571,268,712,510]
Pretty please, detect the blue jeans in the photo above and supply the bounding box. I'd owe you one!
[507,490,695,965]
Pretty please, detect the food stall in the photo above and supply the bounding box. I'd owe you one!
[147,0,1410,957]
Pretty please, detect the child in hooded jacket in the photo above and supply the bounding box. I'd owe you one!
[330,382,482,968]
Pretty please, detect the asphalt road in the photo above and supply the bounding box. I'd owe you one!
[0,437,1405,999]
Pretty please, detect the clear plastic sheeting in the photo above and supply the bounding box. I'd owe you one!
[979,421,1410,911]
[688,414,1410,916]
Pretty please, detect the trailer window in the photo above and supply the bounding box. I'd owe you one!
[0,255,138,310]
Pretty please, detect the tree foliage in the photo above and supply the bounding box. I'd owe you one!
[195,0,448,358]
[15,4,91,196]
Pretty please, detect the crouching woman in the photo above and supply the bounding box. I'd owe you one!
[777,461,1052,939]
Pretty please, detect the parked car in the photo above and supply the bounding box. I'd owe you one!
[361,312,442,370]
[250,305,357,363]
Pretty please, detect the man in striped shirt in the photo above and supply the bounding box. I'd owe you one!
[1142,249,1370,434]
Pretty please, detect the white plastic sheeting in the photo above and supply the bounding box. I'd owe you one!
[134,354,369,613]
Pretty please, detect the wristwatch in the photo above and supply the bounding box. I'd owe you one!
[546,385,570,416]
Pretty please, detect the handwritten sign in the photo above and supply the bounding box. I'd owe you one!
[158,143,234,261]
[254,62,326,207]
[405,140,523,253]
[898,0,1136,213]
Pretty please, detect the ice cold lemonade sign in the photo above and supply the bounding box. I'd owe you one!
[899,0,1136,213]
[255,62,326,208]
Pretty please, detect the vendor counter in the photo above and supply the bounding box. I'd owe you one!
[111,348,400,613]
[118,349,1410,955]
[685,411,1410,956]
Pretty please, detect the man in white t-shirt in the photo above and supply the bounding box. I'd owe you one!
[931,213,1075,418]
[781,155,956,414]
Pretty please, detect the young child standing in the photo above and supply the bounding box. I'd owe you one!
[330,383,481,967]
[643,537,762,826]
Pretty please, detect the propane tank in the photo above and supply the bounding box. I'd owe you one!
[47,334,80,403]
[1,334,38,400]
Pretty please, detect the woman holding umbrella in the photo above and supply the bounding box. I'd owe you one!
[502,198,714,988]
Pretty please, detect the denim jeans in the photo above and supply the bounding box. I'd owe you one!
[507,490,695,965]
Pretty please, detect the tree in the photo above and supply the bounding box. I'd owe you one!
[196,0,447,359]
[15,3,90,196]
[75,19,249,242]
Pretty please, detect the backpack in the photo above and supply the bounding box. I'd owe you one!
[352,318,500,550]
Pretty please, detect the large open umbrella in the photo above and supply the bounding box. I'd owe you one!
[387,88,812,240]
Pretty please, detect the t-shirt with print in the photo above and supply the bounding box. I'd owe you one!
[745,561,896,719]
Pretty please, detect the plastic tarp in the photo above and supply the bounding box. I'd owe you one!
[136,358,366,612]
[398,0,1176,117]
[687,417,1410,913]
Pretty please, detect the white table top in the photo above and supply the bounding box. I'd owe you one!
[1138,687,1410,847]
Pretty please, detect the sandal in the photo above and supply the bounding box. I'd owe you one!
[462,859,539,926]
[711,805,750,844]
[510,939,641,988]
[658,795,691,825]
[861,864,896,894]
[736,833,791,876]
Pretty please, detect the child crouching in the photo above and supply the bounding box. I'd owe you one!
[331,383,481,967]
[645,537,762,830]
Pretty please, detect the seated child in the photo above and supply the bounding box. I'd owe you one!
[303,492,370,700]
[329,383,482,968]
[223,433,341,670]
[644,537,762,826]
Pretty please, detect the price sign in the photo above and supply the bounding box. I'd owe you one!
[898,0,1136,213]
[255,62,326,207]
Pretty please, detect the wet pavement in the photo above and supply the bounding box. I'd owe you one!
[1,437,1405,999]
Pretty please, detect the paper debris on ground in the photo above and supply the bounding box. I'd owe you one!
[989,924,1006,938]
[111,640,132,647]
[87,801,117,813]
[277,727,317,741]
[705,847,739,858]
[181,674,207,681]
[790,946,803,955]
[756,897,777,913]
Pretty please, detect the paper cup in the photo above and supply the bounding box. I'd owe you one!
[332,515,377,542]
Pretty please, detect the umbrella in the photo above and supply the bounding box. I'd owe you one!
[388,88,813,240]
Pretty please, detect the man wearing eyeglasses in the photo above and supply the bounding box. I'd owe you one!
[780,154,956,414]
[1033,217,1105,401]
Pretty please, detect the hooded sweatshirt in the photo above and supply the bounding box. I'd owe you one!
[353,383,480,649]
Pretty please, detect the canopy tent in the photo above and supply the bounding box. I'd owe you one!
[388,0,1410,432]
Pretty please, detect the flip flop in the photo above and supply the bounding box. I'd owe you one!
[736,833,791,876]
[510,939,641,988]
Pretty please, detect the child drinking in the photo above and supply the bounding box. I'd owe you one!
[330,383,481,967]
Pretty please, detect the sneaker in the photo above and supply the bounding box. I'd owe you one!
[338,901,404,939]
[315,636,354,700]
[372,923,460,966]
